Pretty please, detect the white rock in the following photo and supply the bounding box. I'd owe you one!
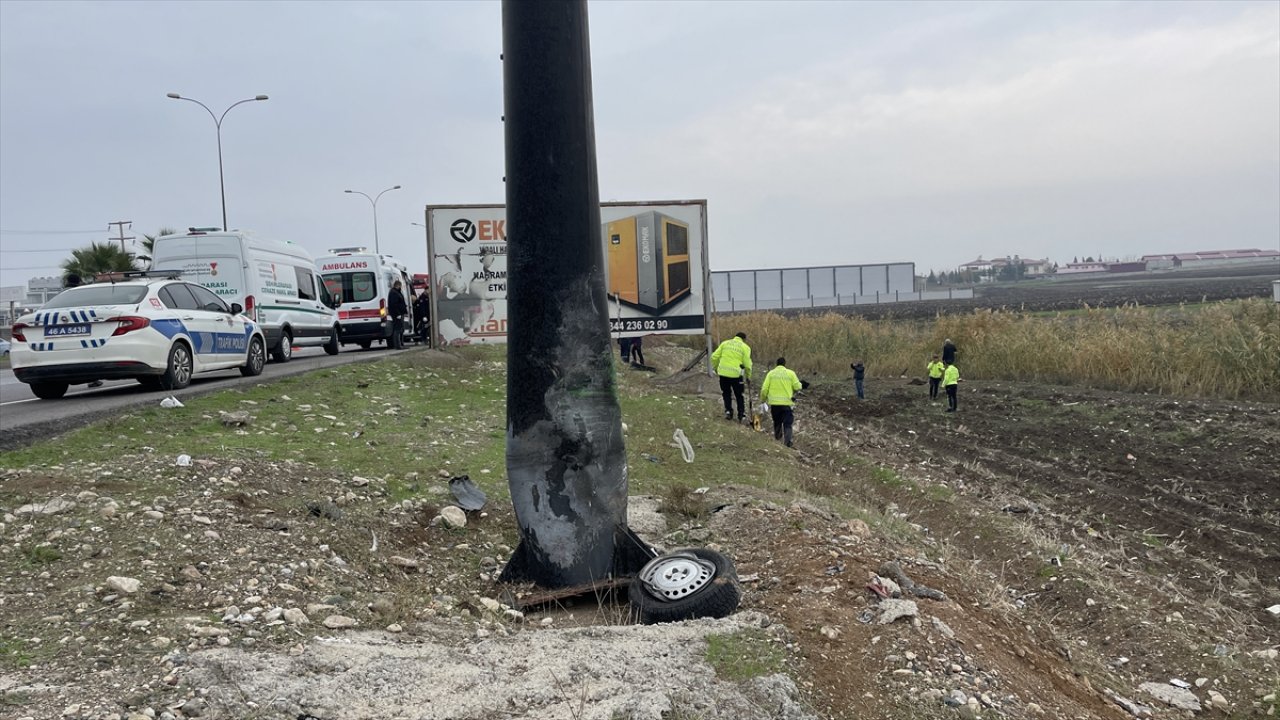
[322,615,357,629]
[479,597,502,612]
[389,555,419,569]
[351,476,372,487]
[439,506,467,528]
[387,623,403,633]
[1139,682,1202,712]
[876,598,918,624]
[282,608,309,625]
[1207,691,1228,710]
[15,498,76,515]
[106,576,141,594]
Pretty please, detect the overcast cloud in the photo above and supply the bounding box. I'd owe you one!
[1,0,1277,288]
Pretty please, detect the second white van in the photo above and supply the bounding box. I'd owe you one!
[151,229,342,361]
[316,247,415,350]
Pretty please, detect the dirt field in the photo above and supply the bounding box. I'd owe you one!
[792,374,1280,716]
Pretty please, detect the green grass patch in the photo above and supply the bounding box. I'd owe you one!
[705,630,786,681]
[24,545,61,565]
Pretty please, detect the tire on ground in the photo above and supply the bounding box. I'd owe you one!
[629,548,741,624]
[323,327,340,356]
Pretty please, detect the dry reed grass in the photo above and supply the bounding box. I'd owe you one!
[713,298,1279,400]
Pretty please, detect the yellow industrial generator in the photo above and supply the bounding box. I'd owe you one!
[604,211,691,314]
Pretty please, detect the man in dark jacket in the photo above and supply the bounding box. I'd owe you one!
[942,338,957,365]
[413,290,431,346]
[388,281,408,349]
[851,360,866,399]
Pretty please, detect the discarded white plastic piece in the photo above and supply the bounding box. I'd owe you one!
[671,428,695,463]
[176,454,192,467]
[1266,604,1280,616]
[160,396,184,408]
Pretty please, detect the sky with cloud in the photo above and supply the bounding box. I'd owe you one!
[1,0,1276,289]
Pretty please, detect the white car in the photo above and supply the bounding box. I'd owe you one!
[0,337,10,356]
[9,271,267,399]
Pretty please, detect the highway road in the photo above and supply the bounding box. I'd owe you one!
[0,345,408,450]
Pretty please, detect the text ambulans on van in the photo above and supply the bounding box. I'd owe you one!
[151,229,341,362]
[316,248,415,350]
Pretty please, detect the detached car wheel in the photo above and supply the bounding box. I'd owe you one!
[160,342,193,390]
[629,548,741,624]
[240,336,266,377]
[31,381,69,400]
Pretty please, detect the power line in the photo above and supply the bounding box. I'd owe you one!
[0,229,104,235]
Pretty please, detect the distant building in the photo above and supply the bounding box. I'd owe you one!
[1057,261,1107,275]
[959,255,1052,277]
[1141,248,1280,270]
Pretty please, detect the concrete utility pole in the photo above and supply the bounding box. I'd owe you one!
[108,221,134,255]
[498,0,653,587]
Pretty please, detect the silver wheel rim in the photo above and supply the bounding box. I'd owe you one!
[281,336,292,359]
[639,552,715,601]
[174,346,192,385]
[250,340,264,371]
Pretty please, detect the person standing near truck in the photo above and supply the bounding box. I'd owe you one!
[388,280,408,349]
[413,289,432,346]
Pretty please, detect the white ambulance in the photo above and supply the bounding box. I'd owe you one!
[151,229,342,361]
[316,247,415,350]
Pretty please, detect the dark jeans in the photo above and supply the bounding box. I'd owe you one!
[855,378,864,399]
[631,342,645,366]
[946,384,958,411]
[929,377,940,399]
[770,405,794,447]
[391,317,405,349]
[719,375,745,418]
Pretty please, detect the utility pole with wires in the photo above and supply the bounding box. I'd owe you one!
[107,221,134,254]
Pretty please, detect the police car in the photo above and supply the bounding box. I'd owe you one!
[9,271,267,399]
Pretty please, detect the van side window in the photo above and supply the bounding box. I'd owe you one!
[294,266,317,301]
[160,284,200,311]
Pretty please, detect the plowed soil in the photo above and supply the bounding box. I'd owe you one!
[788,375,1280,716]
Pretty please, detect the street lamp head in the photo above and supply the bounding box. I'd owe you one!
[344,190,355,194]
[166,93,181,99]
[254,95,269,101]
[392,185,402,190]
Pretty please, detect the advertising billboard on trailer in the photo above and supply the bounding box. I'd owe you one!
[424,200,710,346]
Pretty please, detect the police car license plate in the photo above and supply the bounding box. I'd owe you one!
[45,323,91,337]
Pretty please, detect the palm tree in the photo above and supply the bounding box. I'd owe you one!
[60,242,137,284]
[136,227,178,269]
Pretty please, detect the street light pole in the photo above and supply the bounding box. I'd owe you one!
[345,185,401,254]
[167,92,269,231]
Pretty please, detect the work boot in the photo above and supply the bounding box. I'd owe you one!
[724,410,733,420]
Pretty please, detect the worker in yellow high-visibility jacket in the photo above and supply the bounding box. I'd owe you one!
[926,355,945,401]
[760,356,803,447]
[943,362,961,412]
[710,332,752,422]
